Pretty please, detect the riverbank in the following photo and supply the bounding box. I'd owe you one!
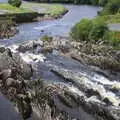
[0,2,67,38]
[0,3,68,23]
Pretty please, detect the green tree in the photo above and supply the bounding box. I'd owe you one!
[71,19,93,41]
[8,0,22,7]
[89,18,108,41]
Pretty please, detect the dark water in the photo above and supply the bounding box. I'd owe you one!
[0,93,21,120]
[0,4,99,46]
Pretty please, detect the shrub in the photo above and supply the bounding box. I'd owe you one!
[106,0,120,14]
[98,0,108,6]
[41,35,52,42]
[104,31,120,48]
[89,18,109,41]
[8,0,22,7]
[71,19,93,41]
[71,18,108,42]
[100,0,120,15]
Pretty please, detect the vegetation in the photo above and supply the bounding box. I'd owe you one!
[71,19,93,41]
[41,35,52,42]
[8,0,22,7]
[100,0,120,15]
[71,18,108,42]
[22,2,67,17]
[71,0,120,48]
[89,18,108,41]
[0,3,33,13]
[30,0,108,6]
[104,31,120,48]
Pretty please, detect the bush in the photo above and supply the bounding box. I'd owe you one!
[104,31,120,48]
[100,0,120,15]
[89,18,108,41]
[8,0,22,7]
[71,19,93,41]
[106,0,120,14]
[71,18,108,42]
[98,0,108,6]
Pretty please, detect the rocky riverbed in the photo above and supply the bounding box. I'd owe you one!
[0,36,118,120]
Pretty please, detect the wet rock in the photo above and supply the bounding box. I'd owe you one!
[0,49,32,80]
[6,78,16,86]
[0,69,12,80]
[13,53,33,79]
[0,22,18,39]
[18,39,43,53]
[0,47,6,53]
[18,41,36,53]
[112,83,120,91]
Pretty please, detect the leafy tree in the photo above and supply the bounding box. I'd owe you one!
[71,19,93,41]
[8,0,22,7]
[89,18,108,41]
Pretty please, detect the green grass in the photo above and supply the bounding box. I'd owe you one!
[0,3,33,14]
[97,13,120,24]
[22,2,67,17]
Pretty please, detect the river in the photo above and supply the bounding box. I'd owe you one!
[0,2,120,120]
[0,4,99,45]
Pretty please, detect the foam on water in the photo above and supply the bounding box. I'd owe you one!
[20,52,46,63]
[8,44,19,53]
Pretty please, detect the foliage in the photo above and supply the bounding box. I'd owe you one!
[0,3,33,13]
[104,31,120,48]
[41,35,52,42]
[8,0,22,7]
[89,18,108,41]
[71,19,93,41]
[22,2,67,17]
[98,0,108,6]
[71,18,108,42]
[100,0,120,15]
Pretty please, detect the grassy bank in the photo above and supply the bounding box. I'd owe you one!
[0,2,67,22]
[0,3,38,22]
[22,2,68,17]
[0,3,33,13]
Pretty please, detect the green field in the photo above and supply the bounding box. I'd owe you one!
[22,2,68,17]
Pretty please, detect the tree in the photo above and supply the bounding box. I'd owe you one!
[8,0,22,7]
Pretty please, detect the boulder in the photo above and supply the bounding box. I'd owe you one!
[0,48,33,80]
[17,40,43,53]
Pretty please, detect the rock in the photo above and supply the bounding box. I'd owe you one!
[0,48,33,80]
[18,41,35,53]
[112,83,120,91]
[0,69,12,80]
[18,40,44,53]
[13,53,33,79]
[0,22,18,39]
[35,39,44,47]
[6,78,16,86]
[0,47,6,53]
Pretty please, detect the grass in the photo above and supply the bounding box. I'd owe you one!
[0,3,33,14]
[0,3,67,17]
[22,2,67,17]
[97,13,120,24]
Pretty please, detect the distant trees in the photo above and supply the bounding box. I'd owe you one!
[8,0,22,7]
[100,0,120,15]
[29,0,106,5]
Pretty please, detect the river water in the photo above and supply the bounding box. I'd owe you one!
[0,4,99,45]
[0,2,120,120]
